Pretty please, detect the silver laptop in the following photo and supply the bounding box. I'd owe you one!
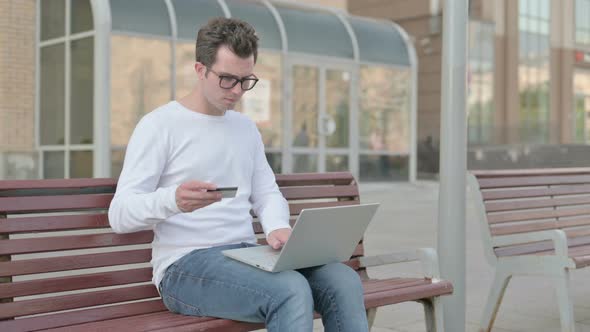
[222,203,379,272]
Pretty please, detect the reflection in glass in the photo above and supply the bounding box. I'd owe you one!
[41,0,65,41]
[468,21,494,145]
[359,155,408,182]
[576,0,590,45]
[359,66,410,153]
[111,36,171,146]
[518,0,550,143]
[265,152,282,173]
[293,154,317,173]
[70,151,93,178]
[573,71,590,143]
[326,154,348,172]
[43,151,65,179]
[40,44,65,146]
[111,148,126,179]
[71,0,93,34]
[292,66,318,148]
[70,37,94,144]
[234,52,283,148]
[325,70,349,148]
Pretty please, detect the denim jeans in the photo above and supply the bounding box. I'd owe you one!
[159,243,369,332]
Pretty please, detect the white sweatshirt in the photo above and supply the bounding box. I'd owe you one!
[108,101,291,289]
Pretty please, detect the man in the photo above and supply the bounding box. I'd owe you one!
[108,17,368,332]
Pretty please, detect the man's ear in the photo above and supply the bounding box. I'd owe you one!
[194,62,206,80]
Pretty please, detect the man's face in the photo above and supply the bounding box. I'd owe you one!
[197,46,256,113]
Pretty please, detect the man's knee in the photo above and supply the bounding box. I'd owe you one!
[321,263,364,295]
[273,271,314,308]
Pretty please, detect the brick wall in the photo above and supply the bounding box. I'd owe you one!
[0,0,37,179]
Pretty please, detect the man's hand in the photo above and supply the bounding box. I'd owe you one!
[175,180,222,213]
[267,228,291,250]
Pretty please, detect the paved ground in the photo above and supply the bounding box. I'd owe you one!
[261,181,590,331]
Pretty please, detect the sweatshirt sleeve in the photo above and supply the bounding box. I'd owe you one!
[108,116,181,234]
[249,126,291,236]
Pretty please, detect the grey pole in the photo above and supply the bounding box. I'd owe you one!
[438,0,468,331]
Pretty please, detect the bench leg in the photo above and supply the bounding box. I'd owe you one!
[420,297,444,332]
[479,268,511,332]
[366,307,377,330]
[553,269,575,332]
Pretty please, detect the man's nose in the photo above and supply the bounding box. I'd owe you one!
[231,83,243,95]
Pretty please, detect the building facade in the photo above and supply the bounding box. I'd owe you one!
[0,0,418,182]
[350,0,590,173]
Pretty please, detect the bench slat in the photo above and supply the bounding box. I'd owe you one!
[0,267,152,298]
[0,231,153,255]
[494,235,590,257]
[0,299,167,332]
[280,185,358,200]
[0,194,113,214]
[488,206,590,224]
[490,218,590,236]
[0,249,151,277]
[481,184,590,200]
[0,213,110,234]
[477,174,590,189]
[485,195,590,212]
[0,284,158,320]
[33,278,453,332]
[275,172,354,186]
[0,178,117,191]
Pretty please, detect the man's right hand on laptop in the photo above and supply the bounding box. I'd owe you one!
[267,228,291,250]
[175,181,222,213]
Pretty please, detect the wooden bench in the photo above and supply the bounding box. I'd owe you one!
[0,172,452,331]
[469,168,590,332]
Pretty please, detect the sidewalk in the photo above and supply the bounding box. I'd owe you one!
[353,181,590,332]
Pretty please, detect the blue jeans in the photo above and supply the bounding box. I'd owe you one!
[159,243,369,332]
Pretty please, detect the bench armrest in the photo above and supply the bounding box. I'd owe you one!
[491,229,569,257]
[358,248,441,280]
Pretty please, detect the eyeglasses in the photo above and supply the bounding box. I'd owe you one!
[206,67,259,91]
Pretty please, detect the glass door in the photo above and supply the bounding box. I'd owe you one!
[574,70,590,143]
[287,60,353,173]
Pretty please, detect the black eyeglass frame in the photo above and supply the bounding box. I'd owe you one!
[206,67,259,91]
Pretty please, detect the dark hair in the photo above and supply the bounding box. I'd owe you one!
[195,17,259,67]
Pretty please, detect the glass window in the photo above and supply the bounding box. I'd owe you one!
[265,152,282,173]
[111,36,171,147]
[226,0,282,50]
[293,154,317,173]
[173,0,226,41]
[468,21,495,145]
[292,66,318,148]
[70,151,93,178]
[349,17,410,66]
[70,0,93,34]
[518,0,551,143]
[359,66,411,154]
[276,5,353,58]
[43,151,65,179]
[234,52,283,148]
[110,0,171,36]
[576,0,590,45]
[325,69,350,149]
[40,44,66,146]
[41,0,65,41]
[359,155,408,182]
[70,37,94,145]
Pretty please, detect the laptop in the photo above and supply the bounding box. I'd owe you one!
[222,203,380,272]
